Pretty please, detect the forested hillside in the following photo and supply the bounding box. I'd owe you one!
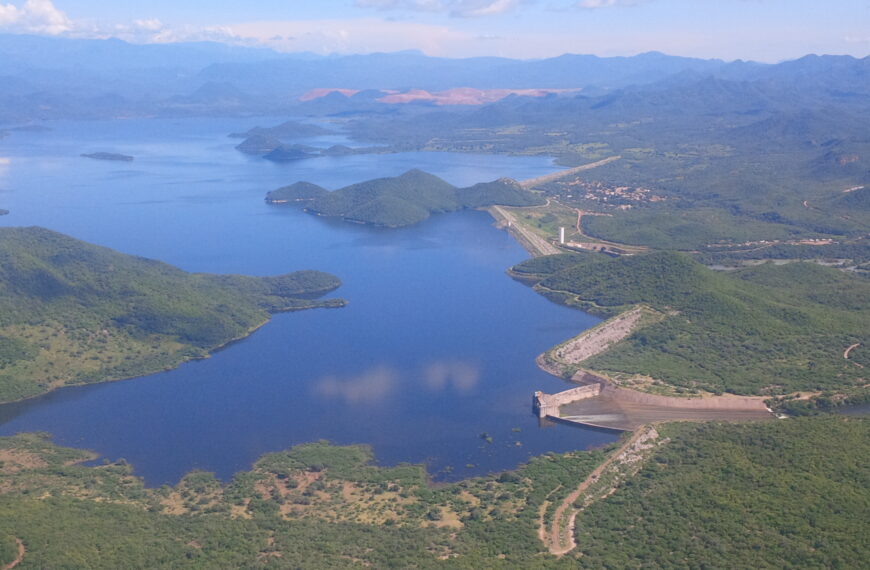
[0,227,344,402]
[267,170,544,227]
[513,251,869,394]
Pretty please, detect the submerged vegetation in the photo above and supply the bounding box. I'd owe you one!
[514,251,869,395]
[266,169,545,227]
[0,227,344,402]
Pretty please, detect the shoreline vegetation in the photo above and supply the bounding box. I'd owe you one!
[0,174,864,569]
[0,227,345,404]
[0,416,865,567]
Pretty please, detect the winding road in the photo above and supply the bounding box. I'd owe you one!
[2,538,25,570]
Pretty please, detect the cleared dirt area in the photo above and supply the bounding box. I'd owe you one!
[0,450,48,474]
[561,392,773,431]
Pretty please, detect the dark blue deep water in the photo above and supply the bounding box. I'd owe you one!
[0,118,614,485]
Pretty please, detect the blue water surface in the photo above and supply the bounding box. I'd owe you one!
[0,117,614,485]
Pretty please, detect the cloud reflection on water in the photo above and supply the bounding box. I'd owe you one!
[312,365,398,404]
[312,360,481,405]
[423,360,480,394]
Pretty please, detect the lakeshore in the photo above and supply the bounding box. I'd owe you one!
[488,171,779,431]
[0,117,611,485]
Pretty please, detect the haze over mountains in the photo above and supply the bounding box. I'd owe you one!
[0,33,867,124]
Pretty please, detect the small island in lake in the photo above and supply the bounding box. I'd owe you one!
[266,169,545,227]
[81,152,134,162]
[0,226,345,403]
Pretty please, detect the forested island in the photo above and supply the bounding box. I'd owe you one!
[0,227,344,403]
[81,152,134,162]
[266,169,545,227]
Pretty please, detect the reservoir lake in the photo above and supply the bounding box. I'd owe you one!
[0,117,615,485]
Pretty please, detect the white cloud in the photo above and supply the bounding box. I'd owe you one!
[356,0,443,10]
[0,1,248,46]
[355,0,526,17]
[0,0,71,35]
[577,0,640,8]
[231,18,471,55]
[132,18,163,32]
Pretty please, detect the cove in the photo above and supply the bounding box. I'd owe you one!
[0,117,617,485]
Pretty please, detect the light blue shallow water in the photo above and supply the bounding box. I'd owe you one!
[0,117,614,485]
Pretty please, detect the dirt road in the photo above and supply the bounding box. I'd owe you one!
[547,425,659,556]
[2,538,25,570]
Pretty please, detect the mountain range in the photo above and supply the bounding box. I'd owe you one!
[1,33,866,124]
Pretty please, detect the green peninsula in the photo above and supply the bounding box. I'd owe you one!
[0,227,344,403]
[513,251,869,395]
[266,169,545,227]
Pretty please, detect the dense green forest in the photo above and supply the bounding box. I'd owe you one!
[575,417,869,568]
[1,416,866,567]
[0,227,344,402]
[513,251,869,394]
[266,169,545,227]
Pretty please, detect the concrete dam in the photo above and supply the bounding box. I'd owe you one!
[534,373,772,431]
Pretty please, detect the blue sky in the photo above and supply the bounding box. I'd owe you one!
[1,0,868,61]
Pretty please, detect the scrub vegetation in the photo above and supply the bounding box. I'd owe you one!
[0,416,866,567]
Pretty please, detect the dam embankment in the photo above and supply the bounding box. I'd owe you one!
[535,372,772,431]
